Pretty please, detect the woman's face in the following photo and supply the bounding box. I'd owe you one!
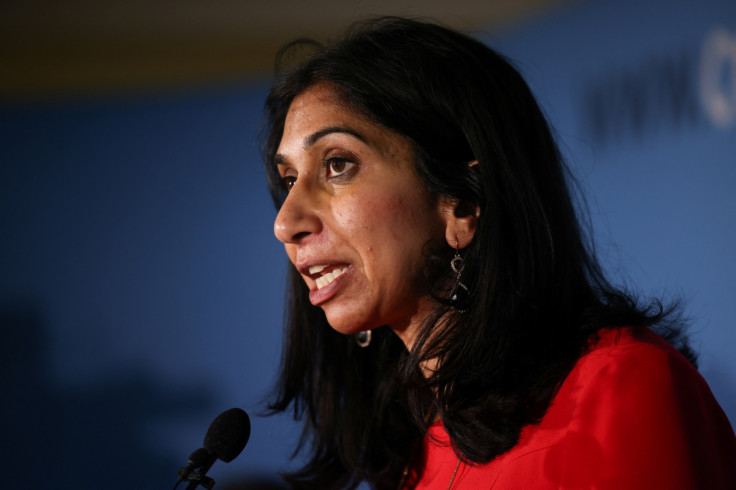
[273,83,450,343]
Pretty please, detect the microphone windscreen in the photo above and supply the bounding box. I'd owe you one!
[203,408,250,463]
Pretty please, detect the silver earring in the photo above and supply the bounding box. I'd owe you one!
[449,247,469,312]
[355,330,371,348]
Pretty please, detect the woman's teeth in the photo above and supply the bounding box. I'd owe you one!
[309,265,326,274]
[314,267,348,289]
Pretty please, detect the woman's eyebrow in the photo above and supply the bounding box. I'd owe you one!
[304,126,366,148]
[273,126,367,166]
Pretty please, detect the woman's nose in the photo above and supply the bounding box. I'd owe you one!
[273,182,322,244]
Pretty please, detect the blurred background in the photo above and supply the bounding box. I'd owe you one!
[1,0,734,488]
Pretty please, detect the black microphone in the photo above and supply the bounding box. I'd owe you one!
[203,407,250,463]
[175,408,251,489]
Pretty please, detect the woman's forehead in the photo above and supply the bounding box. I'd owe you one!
[279,84,410,158]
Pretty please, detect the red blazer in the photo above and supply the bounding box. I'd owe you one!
[411,328,736,489]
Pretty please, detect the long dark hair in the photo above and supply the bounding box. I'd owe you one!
[262,17,693,490]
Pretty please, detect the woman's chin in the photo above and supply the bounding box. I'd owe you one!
[322,310,374,337]
[326,319,371,337]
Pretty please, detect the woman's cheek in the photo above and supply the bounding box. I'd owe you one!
[333,193,379,233]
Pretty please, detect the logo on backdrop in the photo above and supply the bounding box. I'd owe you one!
[580,26,736,146]
[700,28,736,130]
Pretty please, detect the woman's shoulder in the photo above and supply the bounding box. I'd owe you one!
[561,326,728,440]
[532,325,736,489]
[573,326,698,383]
[422,327,736,489]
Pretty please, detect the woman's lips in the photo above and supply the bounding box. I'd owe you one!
[308,267,350,306]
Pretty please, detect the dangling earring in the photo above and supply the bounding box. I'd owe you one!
[449,245,469,312]
[355,330,371,348]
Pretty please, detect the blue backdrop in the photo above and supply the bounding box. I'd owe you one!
[1,0,733,487]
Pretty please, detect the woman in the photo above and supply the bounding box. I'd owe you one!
[263,17,736,489]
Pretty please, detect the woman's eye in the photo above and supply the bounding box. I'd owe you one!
[324,157,355,179]
[281,175,296,190]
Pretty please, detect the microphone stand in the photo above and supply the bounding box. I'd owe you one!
[183,469,215,490]
[176,451,217,489]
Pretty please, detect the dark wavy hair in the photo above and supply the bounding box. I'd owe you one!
[262,17,693,490]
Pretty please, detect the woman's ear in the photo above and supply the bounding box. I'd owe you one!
[439,196,479,249]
